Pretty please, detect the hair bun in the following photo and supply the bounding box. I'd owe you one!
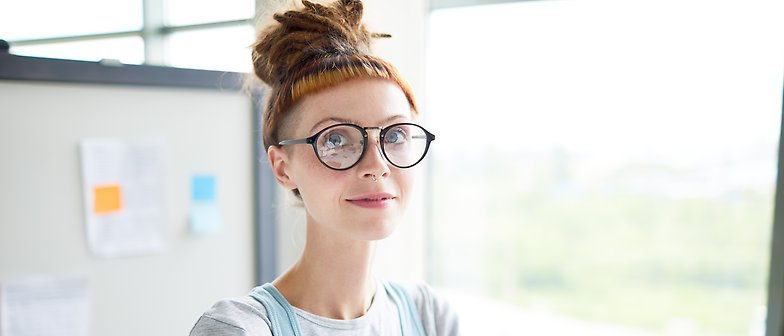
[253,0,379,87]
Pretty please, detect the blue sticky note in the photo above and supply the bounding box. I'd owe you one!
[190,203,222,234]
[192,175,216,202]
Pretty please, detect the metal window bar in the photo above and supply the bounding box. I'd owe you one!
[5,19,253,65]
[766,85,784,336]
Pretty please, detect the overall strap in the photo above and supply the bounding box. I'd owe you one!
[248,283,302,336]
[384,282,427,336]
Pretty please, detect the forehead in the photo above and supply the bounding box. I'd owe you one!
[293,78,414,134]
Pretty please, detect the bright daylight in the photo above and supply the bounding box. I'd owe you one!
[427,1,784,335]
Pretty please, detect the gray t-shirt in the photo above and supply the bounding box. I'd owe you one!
[189,280,459,336]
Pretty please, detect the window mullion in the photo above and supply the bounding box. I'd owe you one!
[766,87,784,336]
[142,0,167,65]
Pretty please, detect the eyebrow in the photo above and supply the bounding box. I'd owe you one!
[307,114,409,134]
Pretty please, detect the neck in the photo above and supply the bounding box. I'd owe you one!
[273,213,377,320]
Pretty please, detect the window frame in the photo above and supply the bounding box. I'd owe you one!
[766,91,784,336]
[4,0,254,66]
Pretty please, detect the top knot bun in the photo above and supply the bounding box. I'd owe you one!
[253,0,384,87]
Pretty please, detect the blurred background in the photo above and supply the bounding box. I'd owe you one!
[2,0,784,335]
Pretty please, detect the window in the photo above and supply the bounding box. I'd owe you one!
[2,0,142,41]
[167,25,254,73]
[426,1,784,335]
[166,0,253,26]
[2,0,254,72]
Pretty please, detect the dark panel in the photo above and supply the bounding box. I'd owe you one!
[0,51,244,91]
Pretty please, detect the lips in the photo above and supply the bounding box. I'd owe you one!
[346,193,396,209]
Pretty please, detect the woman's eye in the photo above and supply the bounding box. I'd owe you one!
[385,129,407,144]
[325,132,347,148]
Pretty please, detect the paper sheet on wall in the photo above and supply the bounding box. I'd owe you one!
[0,278,89,336]
[80,137,167,257]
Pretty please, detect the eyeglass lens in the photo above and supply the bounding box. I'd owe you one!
[315,124,430,170]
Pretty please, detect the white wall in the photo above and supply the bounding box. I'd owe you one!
[365,0,430,283]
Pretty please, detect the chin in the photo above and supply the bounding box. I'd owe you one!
[355,217,400,241]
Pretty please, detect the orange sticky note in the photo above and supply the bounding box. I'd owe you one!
[93,184,122,214]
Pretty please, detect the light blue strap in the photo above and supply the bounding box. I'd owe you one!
[251,281,426,336]
[248,283,302,336]
[384,281,427,336]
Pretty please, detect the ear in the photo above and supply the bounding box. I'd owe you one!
[267,146,298,191]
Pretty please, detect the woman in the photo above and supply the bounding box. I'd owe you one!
[190,0,459,335]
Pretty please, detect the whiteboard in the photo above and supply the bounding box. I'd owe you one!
[0,79,256,336]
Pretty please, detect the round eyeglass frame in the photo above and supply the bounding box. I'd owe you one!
[277,122,436,171]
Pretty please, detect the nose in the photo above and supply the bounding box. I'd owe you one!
[356,131,391,181]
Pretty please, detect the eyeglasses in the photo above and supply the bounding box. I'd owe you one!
[278,122,435,170]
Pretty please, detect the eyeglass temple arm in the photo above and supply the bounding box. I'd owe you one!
[278,138,311,145]
[412,134,435,140]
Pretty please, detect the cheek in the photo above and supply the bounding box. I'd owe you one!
[288,146,327,180]
[289,149,345,198]
[296,171,349,224]
[396,169,416,199]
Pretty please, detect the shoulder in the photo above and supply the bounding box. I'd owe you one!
[394,281,461,336]
[189,295,273,336]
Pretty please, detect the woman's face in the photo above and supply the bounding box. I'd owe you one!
[269,78,417,241]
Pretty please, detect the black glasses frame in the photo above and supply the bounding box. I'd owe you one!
[277,122,436,171]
